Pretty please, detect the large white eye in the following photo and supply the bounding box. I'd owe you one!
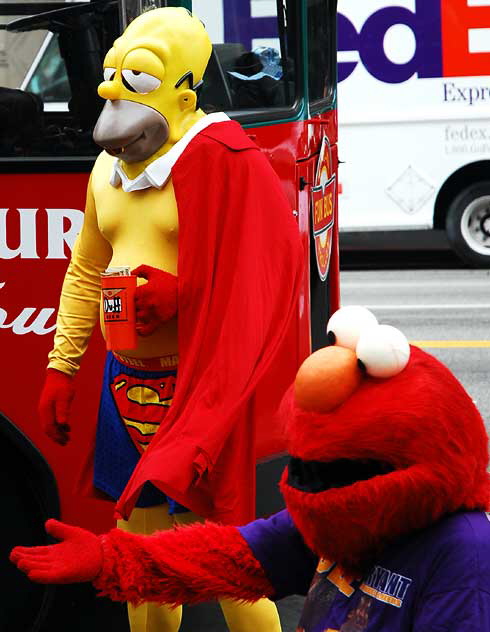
[326,306,378,350]
[356,325,410,378]
[103,67,116,82]
[121,69,161,94]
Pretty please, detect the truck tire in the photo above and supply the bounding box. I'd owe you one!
[446,182,490,267]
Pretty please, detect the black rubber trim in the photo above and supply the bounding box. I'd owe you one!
[0,158,95,173]
[0,411,60,519]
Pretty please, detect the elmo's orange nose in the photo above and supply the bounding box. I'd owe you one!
[294,346,363,413]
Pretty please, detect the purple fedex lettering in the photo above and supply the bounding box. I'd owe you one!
[223,0,276,52]
[338,0,443,84]
[338,14,360,82]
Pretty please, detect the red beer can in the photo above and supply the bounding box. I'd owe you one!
[101,268,137,351]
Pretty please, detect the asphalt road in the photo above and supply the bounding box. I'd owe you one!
[341,267,490,428]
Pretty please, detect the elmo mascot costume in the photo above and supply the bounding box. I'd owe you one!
[12,307,490,631]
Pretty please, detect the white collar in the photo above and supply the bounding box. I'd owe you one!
[109,111,230,193]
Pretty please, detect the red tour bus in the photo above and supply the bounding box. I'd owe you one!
[0,0,338,628]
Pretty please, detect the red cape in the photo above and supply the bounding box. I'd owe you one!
[113,120,304,525]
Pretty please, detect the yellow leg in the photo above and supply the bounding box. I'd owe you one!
[171,509,204,527]
[172,512,282,632]
[117,505,182,632]
[219,598,282,632]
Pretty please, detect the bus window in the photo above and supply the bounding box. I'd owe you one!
[2,0,119,159]
[23,32,70,106]
[194,0,297,119]
[3,0,299,160]
[307,0,336,109]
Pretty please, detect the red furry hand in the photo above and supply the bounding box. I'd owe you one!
[10,519,103,584]
[38,369,75,446]
[133,264,178,337]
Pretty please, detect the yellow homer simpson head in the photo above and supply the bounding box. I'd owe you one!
[93,7,212,164]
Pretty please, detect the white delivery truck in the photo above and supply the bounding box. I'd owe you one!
[337,0,490,266]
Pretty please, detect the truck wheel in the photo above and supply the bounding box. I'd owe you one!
[446,182,490,267]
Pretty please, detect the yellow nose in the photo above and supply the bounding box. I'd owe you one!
[98,81,120,101]
[294,346,363,413]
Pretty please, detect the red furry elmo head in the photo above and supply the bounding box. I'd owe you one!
[280,307,490,573]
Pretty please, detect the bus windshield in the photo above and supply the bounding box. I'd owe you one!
[0,0,297,160]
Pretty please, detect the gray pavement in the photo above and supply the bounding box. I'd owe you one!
[341,268,490,427]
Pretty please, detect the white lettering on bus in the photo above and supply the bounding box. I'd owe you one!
[0,208,83,260]
[0,208,39,259]
[46,208,83,259]
[0,282,57,335]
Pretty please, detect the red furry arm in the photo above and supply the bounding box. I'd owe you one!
[93,522,274,606]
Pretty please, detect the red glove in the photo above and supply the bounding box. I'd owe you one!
[10,519,103,584]
[38,369,75,446]
[133,264,178,337]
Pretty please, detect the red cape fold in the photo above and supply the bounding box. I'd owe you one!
[112,120,304,524]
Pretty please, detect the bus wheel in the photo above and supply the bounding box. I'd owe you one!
[0,412,59,631]
[446,182,490,267]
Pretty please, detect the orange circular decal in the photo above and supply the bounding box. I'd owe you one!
[311,136,336,281]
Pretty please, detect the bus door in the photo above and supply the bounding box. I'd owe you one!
[302,0,339,353]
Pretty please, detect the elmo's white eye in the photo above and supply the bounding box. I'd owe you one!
[103,67,116,82]
[122,69,161,94]
[356,325,410,378]
[326,306,378,350]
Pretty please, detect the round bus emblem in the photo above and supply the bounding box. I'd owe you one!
[311,136,336,281]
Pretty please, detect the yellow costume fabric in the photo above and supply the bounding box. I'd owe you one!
[48,151,179,374]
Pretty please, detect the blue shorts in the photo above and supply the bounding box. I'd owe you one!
[93,352,189,512]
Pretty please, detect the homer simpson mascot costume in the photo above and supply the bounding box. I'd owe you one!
[37,7,303,632]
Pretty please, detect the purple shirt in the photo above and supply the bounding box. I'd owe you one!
[239,510,490,631]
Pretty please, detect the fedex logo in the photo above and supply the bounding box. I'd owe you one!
[339,0,490,83]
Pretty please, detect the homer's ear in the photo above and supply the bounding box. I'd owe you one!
[178,89,197,112]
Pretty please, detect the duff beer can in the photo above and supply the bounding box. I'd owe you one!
[101,267,137,351]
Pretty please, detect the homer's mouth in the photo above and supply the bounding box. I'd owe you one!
[105,131,146,157]
[287,456,395,493]
[93,100,170,163]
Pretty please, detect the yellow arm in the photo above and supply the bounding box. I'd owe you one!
[48,174,112,376]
